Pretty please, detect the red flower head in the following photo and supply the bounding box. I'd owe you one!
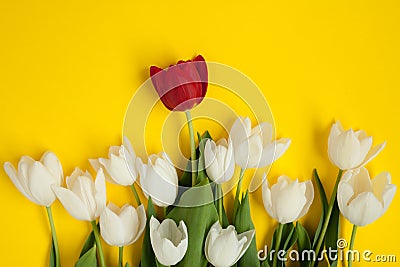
[150,55,208,111]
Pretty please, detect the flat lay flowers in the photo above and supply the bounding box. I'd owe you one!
[3,54,397,267]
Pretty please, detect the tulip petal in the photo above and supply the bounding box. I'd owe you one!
[230,117,251,147]
[345,192,383,226]
[130,204,147,243]
[297,180,314,219]
[4,162,36,204]
[95,169,106,218]
[52,185,92,221]
[382,184,396,212]
[235,229,256,264]
[28,162,57,206]
[66,167,85,189]
[100,204,126,246]
[360,141,386,168]
[262,177,274,220]
[41,151,63,185]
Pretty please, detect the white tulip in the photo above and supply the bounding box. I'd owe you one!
[4,151,63,207]
[99,202,146,246]
[205,221,255,267]
[204,138,235,184]
[328,121,386,170]
[229,117,291,169]
[262,175,314,224]
[337,167,396,226]
[52,168,106,221]
[149,216,188,266]
[137,153,178,207]
[90,136,139,186]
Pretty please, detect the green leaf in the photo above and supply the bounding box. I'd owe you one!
[261,259,271,267]
[234,191,260,267]
[75,245,97,267]
[312,169,328,249]
[179,131,212,187]
[79,229,96,258]
[141,197,158,267]
[296,222,312,267]
[49,236,56,267]
[124,263,131,267]
[167,179,219,267]
[325,199,340,265]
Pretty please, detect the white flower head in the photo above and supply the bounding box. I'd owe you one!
[337,167,396,226]
[229,117,291,169]
[4,151,63,206]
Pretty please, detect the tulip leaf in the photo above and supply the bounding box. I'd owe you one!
[49,236,56,267]
[296,222,312,267]
[312,169,328,249]
[179,131,212,187]
[75,244,97,267]
[79,229,96,258]
[196,131,210,185]
[125,263,131,267]
[155,258,168,267]
[167,179,219,267]
[325,199,340,265]
[261,259,271,267]
[141,197,158,267]
[234,191,260,267]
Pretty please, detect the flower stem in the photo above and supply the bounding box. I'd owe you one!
[312,169,343,266]
[46,206,60,267]
[218,184,223,225]
[185,110,197,186]
[233,168,245,222]
[90,220,106,267]
[130,184,142,206]
[118,246,124,267]
[348,225,358,267]
[272,223,283,267]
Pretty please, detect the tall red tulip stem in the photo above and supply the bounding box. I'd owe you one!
[185,110,197,186]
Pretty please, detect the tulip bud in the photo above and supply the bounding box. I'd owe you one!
[4,151,63,207]
[149,216,188,266]
[328,121,386,170]
[204,138,235,184]
[229,117,291,169]
[52,168,106,221]
[137,153,178,207]
[90,136,140,186]
[204,221,255,267]
[337,167,396,226]
[150,55,208,111]
[99,202,146,247]
[262,175,314,224]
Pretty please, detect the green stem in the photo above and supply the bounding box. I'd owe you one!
[185,110,197,186]
[272,223,284,267]
[130,184,142,206]
[348,225,358,267]
[233,168,245,222]
[312,169,343,266]
[46,206,60,267]
[118,246,124,267]
[163,207,167,218]
[218,184,223,225]
[91,220,106,267]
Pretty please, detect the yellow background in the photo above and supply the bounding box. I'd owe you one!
[1,0,399,266]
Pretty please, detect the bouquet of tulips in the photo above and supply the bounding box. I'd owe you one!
[4,55,396,267]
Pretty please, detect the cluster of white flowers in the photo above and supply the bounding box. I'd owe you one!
[3,119,396,266]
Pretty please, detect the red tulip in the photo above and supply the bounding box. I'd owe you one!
[150,55,208,111]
